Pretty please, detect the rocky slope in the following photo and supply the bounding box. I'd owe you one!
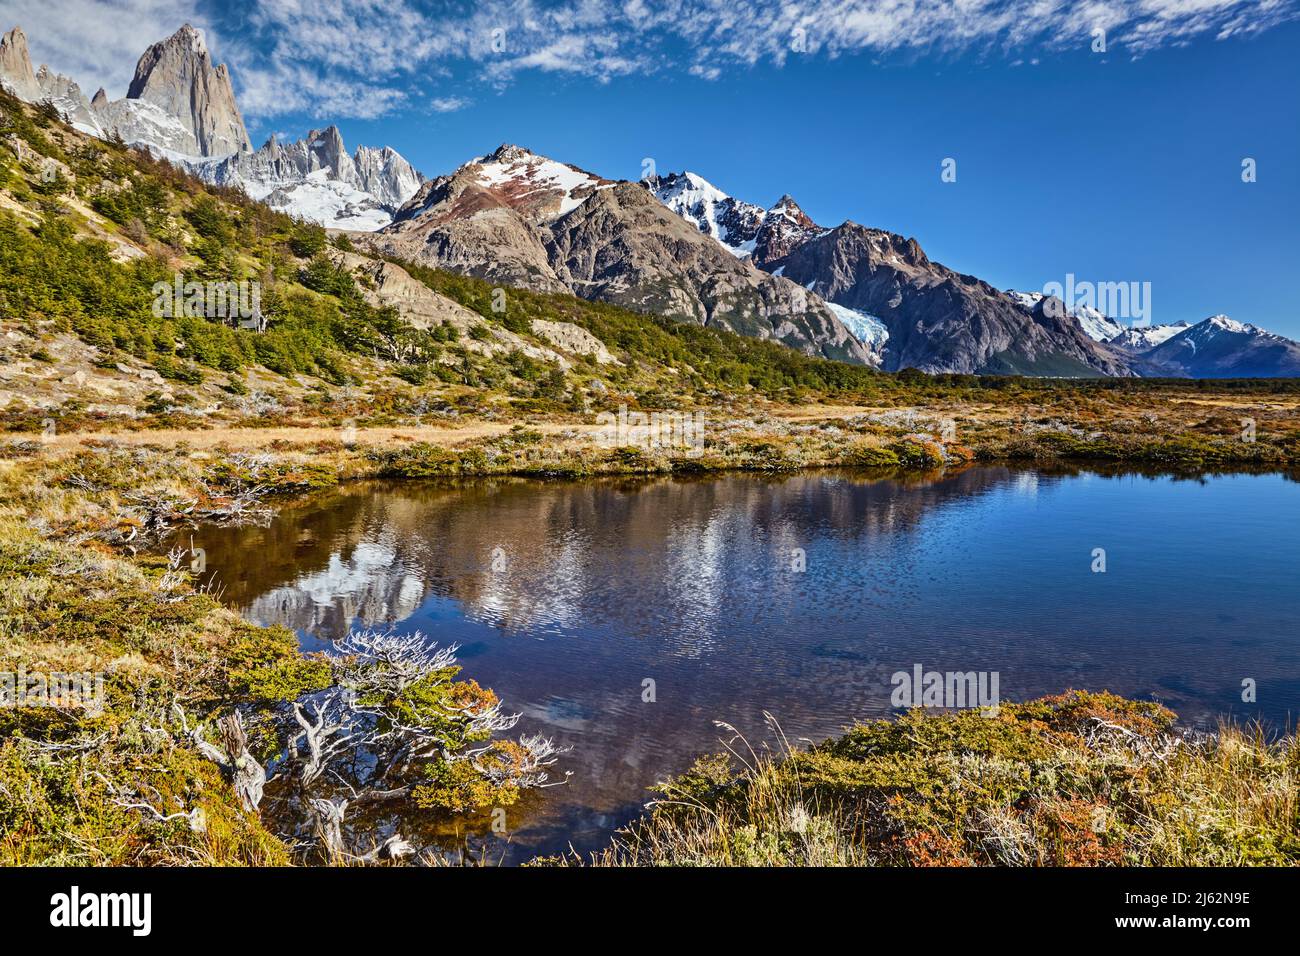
[367,152,573,294]
[547,181,867,362]
[774,223,1132,375]
[189,126,422,229]
[369,146,873,363]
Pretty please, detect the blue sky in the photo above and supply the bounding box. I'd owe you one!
[11,1,1300,334]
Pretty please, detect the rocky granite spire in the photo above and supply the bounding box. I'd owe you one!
[0,26,41,101]
[1,27,102,135]
[123,23,250,156]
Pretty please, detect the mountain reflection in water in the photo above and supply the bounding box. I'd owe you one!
[173,466,1300,861]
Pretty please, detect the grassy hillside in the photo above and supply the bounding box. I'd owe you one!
[4,87,1299,445]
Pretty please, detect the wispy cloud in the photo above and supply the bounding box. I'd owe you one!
[3,0,207,95]
[7,0,1297,120]
[231,55,408,119]
[241,0,1297,116]
[430,95,472,112]
[221,0,447,120]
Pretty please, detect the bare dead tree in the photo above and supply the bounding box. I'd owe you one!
[290,695,362,787]
[357,834,416,864]
[187,629,567,863]
[476,732,572,790]
[191,712,266,812]
[334,629,462,694]
[112,800,208,833]
[309,797,349,861]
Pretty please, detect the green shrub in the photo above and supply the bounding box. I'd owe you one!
[846,444,900,467]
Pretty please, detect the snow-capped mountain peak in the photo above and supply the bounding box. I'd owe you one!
[752,194,820,266]
[1008,290,1125,342]
[1204,314,1253,334]
[1172,315,1260,352]
[645,173,823,265]
[1135,314,1300,377]
[645,170,765,257]
[768,194,807,221]
[1107,321,1192,352]
[467,144,611,219]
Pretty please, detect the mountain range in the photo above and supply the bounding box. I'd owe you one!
[643,170,1298,377]
[3,22,1295,378]
[1006,294,1300,377]
[1119,315,1300,378]
[0,24,421,228]
[188,126,423,231]
[364,144,872,363]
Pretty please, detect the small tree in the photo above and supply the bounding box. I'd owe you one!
[195,629,568,863]
[289,222,327,258]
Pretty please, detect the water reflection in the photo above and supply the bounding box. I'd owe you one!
[175,466,1300,860]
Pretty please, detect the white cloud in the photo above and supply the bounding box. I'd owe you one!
[232,55,407,119]
[3,0,207,96]
[430,95,471,112]
[425,0,1299,84]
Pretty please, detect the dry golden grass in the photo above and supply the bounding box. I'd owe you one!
[20,423,523,453]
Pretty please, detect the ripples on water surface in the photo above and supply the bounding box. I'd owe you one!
[179,466,1300,860]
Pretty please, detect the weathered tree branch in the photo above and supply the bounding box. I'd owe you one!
[192,712,266,812]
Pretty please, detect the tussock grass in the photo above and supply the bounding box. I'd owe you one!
[579,695,1300,867]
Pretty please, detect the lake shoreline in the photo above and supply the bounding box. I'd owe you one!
[2,443,1297,866]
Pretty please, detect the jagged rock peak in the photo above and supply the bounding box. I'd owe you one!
[187,125,424,228]
[487,143,533,162]
[0,25,41,101]
[305,125,349,170]
[768,194,813,223]
[125,23,250,156]
[1,28,101,135]
[643,170,767,257]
